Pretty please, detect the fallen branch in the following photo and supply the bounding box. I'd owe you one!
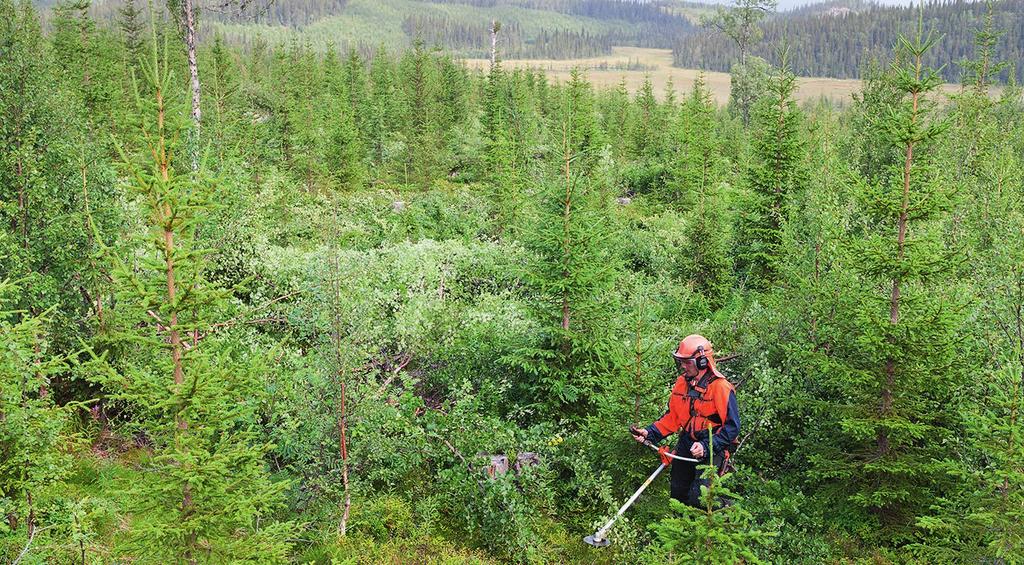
[147,292,299,350]
[12,524,54,565]
[438,436,486,494]
[734,410,768,454]
[375,352,413,395]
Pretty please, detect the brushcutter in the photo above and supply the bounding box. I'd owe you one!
[583,428,701,548]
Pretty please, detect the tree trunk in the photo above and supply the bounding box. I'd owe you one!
[17,157,27,251]
[182,0,202,170]
[489,20,499,68]
[880,56,921,457]
[338,380,351,536]
[561,123,572,332]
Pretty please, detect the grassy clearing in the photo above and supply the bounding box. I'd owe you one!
[466,46,965,105]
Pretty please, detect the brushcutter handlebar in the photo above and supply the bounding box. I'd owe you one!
[644,441,700,463]
[629,426,700,463]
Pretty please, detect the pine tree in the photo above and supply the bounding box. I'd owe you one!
[89,29,294,563]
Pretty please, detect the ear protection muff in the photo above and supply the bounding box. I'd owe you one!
[695,345,709,371]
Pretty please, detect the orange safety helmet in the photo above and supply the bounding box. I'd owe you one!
[671,334,720,375]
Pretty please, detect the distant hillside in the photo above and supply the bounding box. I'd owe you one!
[38,0,1022,82]
[672,0,1024,82]
[63,0,698,60]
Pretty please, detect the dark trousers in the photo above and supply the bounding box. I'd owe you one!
[669,443,725,508]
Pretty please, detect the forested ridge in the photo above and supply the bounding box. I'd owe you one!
[36,0,1024,83]
[40,0,699,60]
[2,0,1024,563]
[673,0,1024,82]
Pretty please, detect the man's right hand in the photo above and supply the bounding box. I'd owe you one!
[630,426,648,443]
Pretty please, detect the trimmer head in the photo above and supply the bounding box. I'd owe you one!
[584,534,611,548]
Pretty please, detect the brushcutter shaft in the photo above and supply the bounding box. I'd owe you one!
[589,462,667,545]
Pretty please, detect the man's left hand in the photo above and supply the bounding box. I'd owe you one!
[689,442,705,459]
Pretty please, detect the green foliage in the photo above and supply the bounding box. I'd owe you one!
[794,23,962,542]
[910,75,1024,562]
[7,1,1024,562]
[0,0,122,355]
[736,56,805,289]
[678,0,1024,83]
[669,76,734,308]
[84,30,295,563]
[0,281,73,560]
[649,463,771,564]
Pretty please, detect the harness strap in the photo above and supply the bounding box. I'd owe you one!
[685,371,719,435]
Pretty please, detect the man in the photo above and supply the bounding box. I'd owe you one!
[632,334,740,508]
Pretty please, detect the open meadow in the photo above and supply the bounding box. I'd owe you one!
[466,45,965,104]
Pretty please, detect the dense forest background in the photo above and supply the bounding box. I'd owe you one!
[673,0,1024,82]
[32,0,1024,81]
[2,0,1024,562]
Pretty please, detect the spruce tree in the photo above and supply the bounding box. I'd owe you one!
[483,70,525,235]
[367,45,405,172]
[513,70,620,418]
[400,41,441,187]
[327,105,367,190]
[89,30,294,563]
[912,48,1024,559]
[205,33,243,167]
[803,21,961,539]
[670,73,725,205]
[118,0,145,66]
[598,78,630,163]
[650,463,770,563]
[630,76,662,160]
[671,75,733,308]
[0,280,71,560]
[736,56,805,290]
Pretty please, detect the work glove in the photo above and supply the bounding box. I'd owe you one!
[629,426,648,443]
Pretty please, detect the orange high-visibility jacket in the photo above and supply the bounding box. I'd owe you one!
[645,371,740,453]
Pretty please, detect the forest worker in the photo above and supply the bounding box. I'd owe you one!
[631,334,740,508]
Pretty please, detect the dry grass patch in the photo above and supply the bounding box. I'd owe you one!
[466,46,964,105]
